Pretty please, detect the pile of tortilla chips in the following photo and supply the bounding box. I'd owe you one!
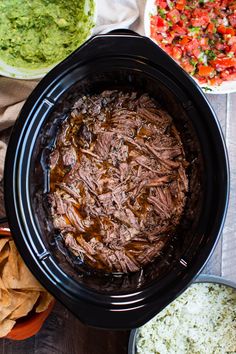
[0,237,53,337]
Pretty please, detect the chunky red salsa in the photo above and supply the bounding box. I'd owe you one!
[150,0,236,85]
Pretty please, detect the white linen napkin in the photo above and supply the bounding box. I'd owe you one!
[94,0,139,33]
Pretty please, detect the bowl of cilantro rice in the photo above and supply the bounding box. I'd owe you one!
[129,275,236,354]
[0,0,96,79]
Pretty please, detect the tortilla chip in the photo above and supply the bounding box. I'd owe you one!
[0,278,10,307]
[0,275,7,290]
[2,252,44,291]
[0,290,28,322]
[0,245,9,266]
[2,241,19,286]
[0,303,16,323]
[0,318,16,338]
[9,291,40,320]
[36,292,53,313]
[0,238,9,253]
[0,289,11,308]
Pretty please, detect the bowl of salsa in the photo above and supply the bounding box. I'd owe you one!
[144,0,236,93]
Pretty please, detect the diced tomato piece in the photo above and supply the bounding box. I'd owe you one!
[215,42,225,50]
[192,48,201,58]
[207,23,215,34]
[167,9,180,24]
[172,47,182,60]
[217,25,235,35]
[217,25,227,34]
[150,27,164,42]
[162,34,175,44]
[191,19,203,27]
[228,36,236,45]
[171,24,186,35]
[221,0,229,9]
[182,59,195,73]
[150,16,156,26]
[205,0,221,9]
[197,77,207,84]
[163,45,172,55]
[198,65,215,77]
[224,72,236,80]
[184,9,191,20]
[179,37,190,46]
[224,44,231,52]
[209,77,223,86]
[151,26,168,44]
[211,57,236,68]
[150,25,156,37]
[229,13,236,27]
[151,16,169,32]
[191,9,210,27]
[176,0,186,11]
[223,34,231,43]
[230,42,236,53]
[220,69,230,78]
[199,37,209,50]
[155,0,167,9]
[229,4,236,11]
[226,27,235,35]
[150,15,159,26]
[185,39,199,53]
[156,16,167,30]
[178,20,184,27]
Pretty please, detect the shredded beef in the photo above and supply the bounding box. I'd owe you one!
[48,91,188,273]
[61,146,77,167]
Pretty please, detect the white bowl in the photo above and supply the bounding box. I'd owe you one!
[0,0,97,80]
[0,60,56,80]
[144,0,236,94]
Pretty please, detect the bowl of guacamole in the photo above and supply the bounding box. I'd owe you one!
[0,0,96,79]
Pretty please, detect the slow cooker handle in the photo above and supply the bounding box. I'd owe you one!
[106,29,142,37]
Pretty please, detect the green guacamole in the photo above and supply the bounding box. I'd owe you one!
[0,0,95,69]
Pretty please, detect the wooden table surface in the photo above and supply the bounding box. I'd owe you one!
[0,92,235,354]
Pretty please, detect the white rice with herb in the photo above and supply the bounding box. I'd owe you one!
[136,283,236,354]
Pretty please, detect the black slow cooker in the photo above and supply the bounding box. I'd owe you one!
[4,30,229,329]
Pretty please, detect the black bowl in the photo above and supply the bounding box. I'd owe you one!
[4,30,229,329]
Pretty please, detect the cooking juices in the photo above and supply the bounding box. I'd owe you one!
[48,91,188,273]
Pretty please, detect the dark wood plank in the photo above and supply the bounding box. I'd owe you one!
[3,336,35,354]
[34,303,129,354]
